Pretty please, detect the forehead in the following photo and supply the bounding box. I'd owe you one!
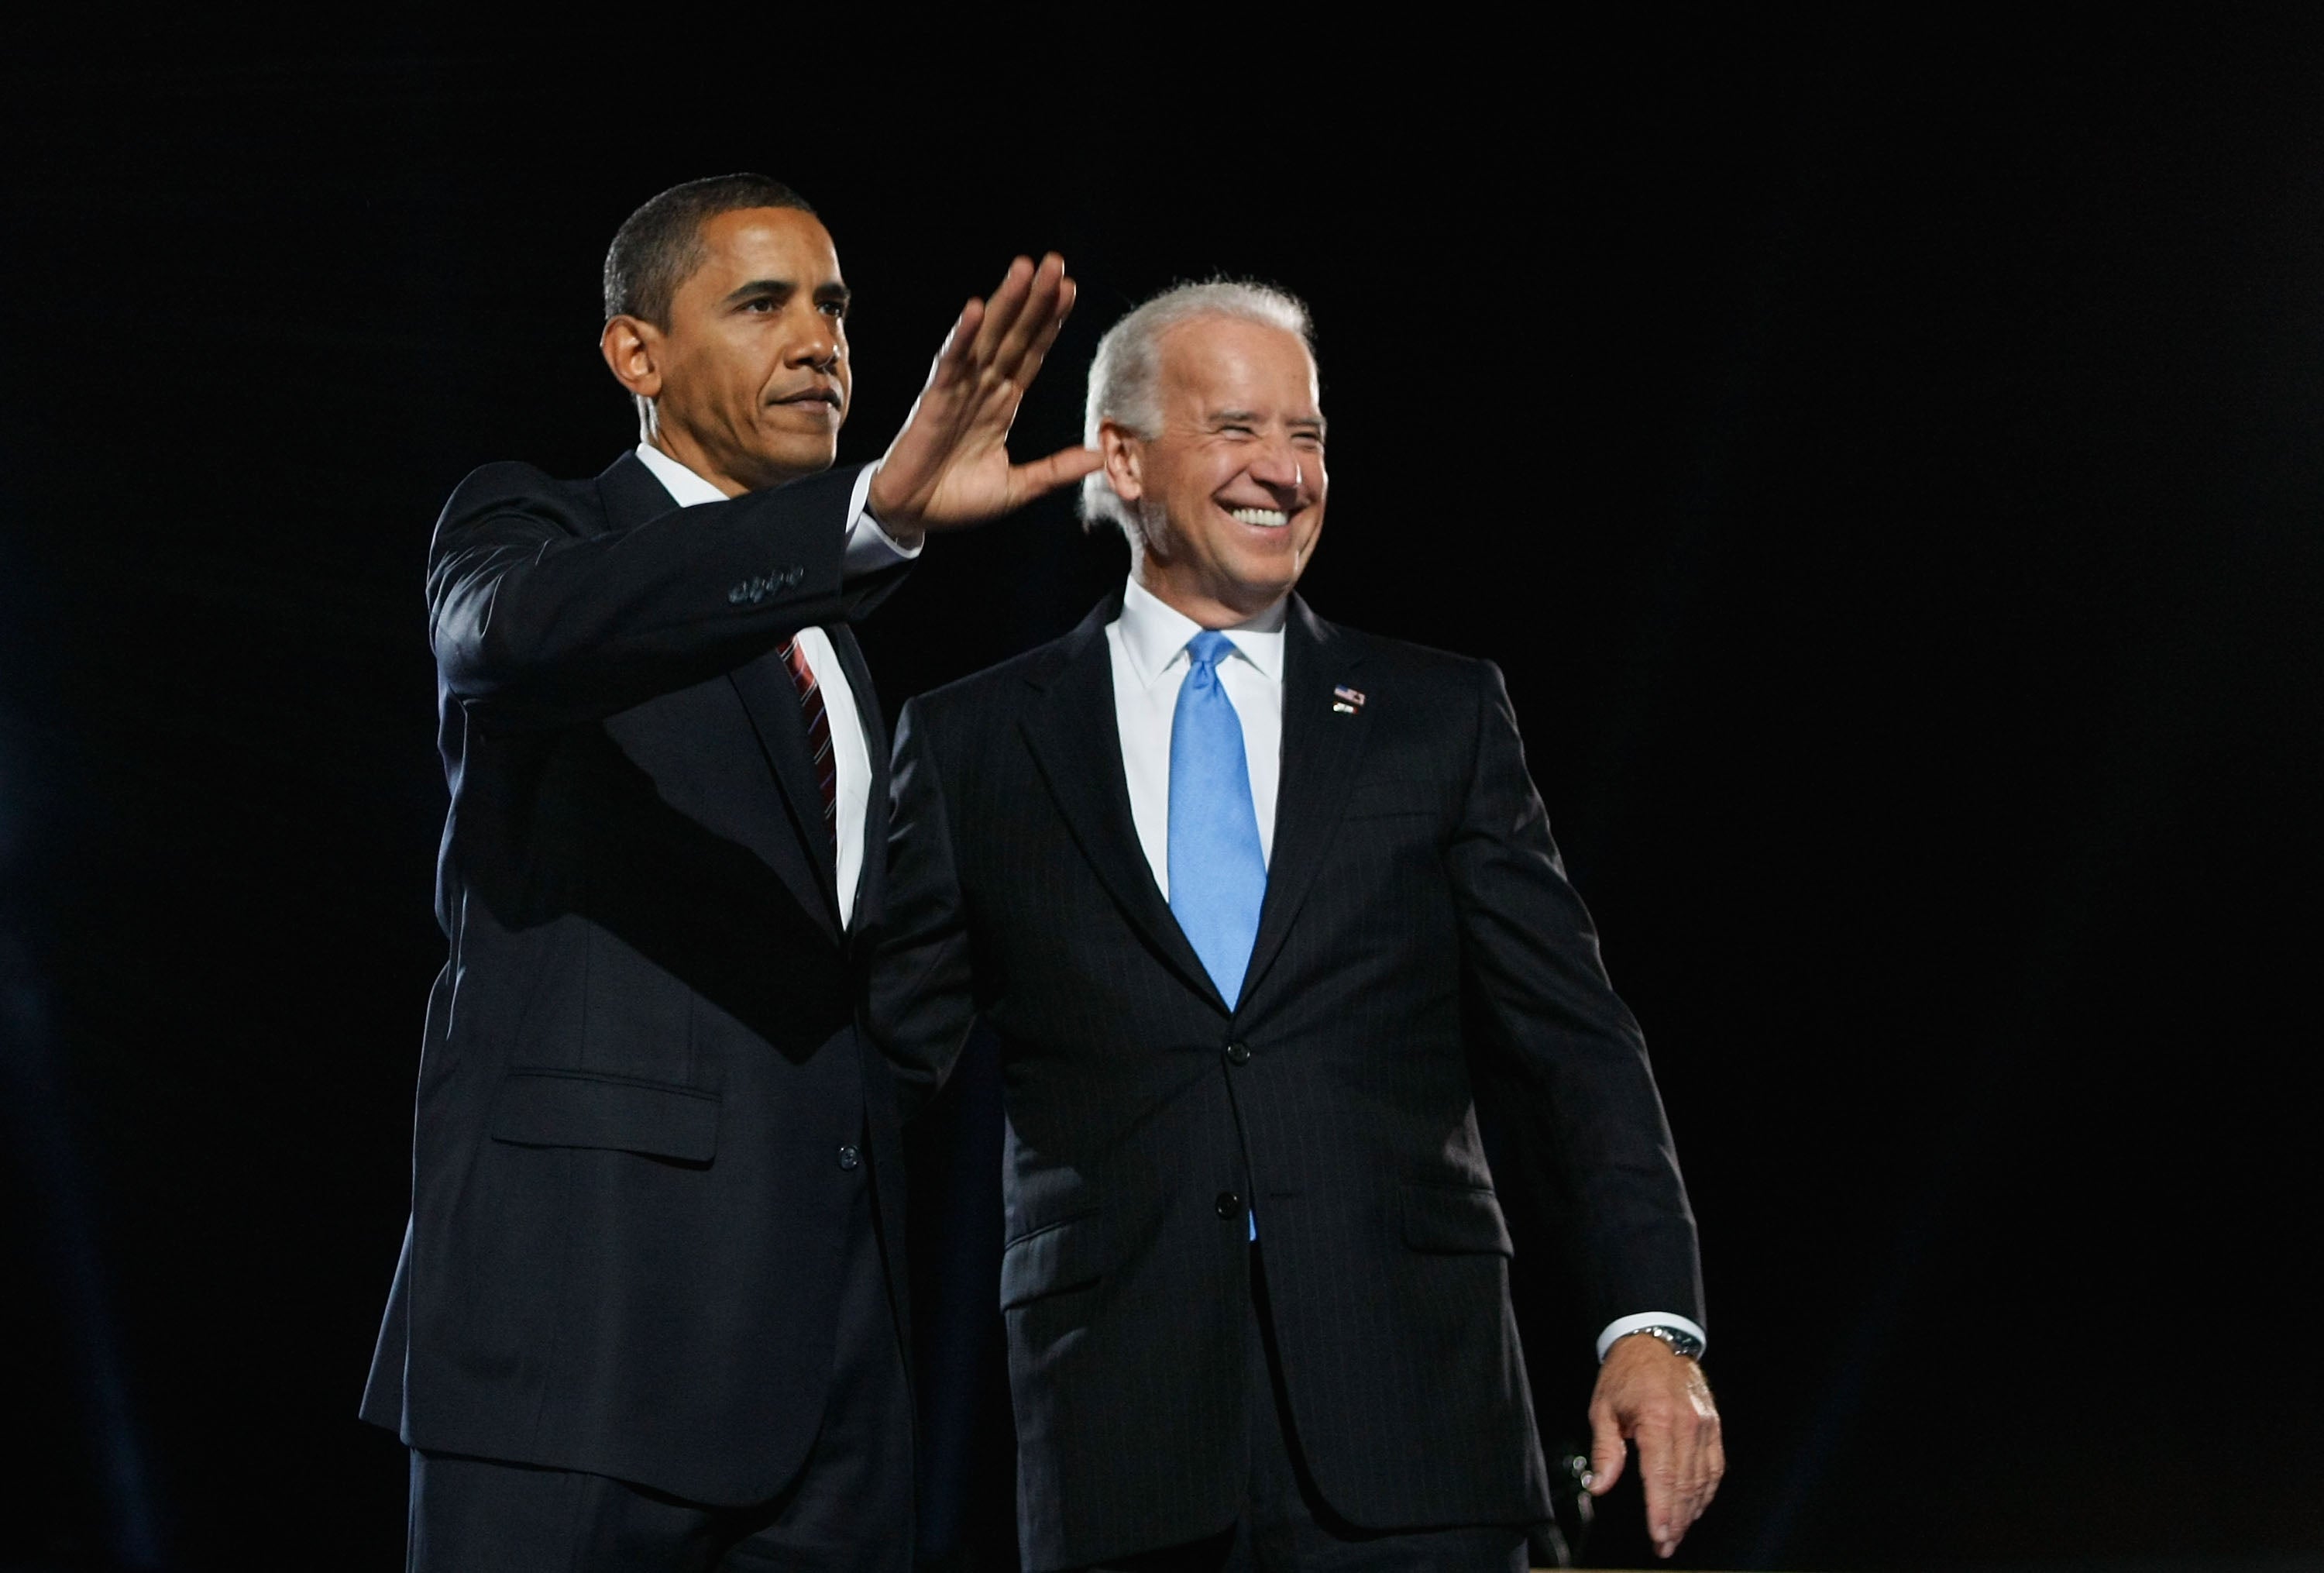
[686,206,842,291]
[1157,315,1318,408]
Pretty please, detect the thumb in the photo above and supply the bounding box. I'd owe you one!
[1587,1404,1627,1497]
[1009,443,1105,501]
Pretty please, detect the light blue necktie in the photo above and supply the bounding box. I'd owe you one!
[1168,630,1268,1008]
[1169,631,1267,1242]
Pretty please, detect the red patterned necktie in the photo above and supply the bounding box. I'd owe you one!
[778,638,837,847]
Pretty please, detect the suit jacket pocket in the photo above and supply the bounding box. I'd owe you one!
[489,1069,720,1163]
[999,1212,1109,1310]
[1400,1181,1514,1256]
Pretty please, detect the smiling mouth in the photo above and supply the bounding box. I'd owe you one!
[772,387,842,411]
[1226,505,1289,528]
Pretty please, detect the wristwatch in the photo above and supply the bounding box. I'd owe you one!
[1621,1323,1704,1360]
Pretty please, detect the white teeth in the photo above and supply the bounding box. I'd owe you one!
[1229,507,1288,527]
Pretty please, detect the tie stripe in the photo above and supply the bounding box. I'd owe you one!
[779,638,838,845]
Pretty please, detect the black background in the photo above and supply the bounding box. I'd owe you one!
[3,15,2320,1571]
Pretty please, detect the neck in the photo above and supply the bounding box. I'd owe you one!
[640,411,803,498]
[1129,555,1290,631]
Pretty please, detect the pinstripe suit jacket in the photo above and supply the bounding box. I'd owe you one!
[873,594,1702,1569]
[361,452,913,1506]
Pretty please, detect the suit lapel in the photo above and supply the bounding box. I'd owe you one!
[594,448,678,532]
[727,653,843,935]
[1020,601,1228,1013]
[1241,597,1369,1006]
[597,449,841,939]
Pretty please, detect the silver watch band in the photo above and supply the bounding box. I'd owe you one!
[1622,1323,1705,1360]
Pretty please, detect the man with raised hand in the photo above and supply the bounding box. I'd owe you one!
[875,281,1721,1569]
[362,173,1095,1572]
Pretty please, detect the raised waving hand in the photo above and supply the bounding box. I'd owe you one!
[868,253,1101,542]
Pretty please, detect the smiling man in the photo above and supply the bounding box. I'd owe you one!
[361,174,1095,1572]
[873,281,1721,1570]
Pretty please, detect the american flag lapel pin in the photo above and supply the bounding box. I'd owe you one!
[1332,684,1367,715]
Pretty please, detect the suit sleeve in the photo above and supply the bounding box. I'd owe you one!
[868,697,981,1122]
[1446,659,1706,1336]
[428,460,909,731]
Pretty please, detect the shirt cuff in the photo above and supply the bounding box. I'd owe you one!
[842,463,923,575]
[1596,1312,1709,1362]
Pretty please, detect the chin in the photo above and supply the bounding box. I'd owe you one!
[1224,573,1300,610]
[1231,548,1303,589]
[751,440,839,485]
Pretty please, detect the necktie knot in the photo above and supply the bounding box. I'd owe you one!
[1186,629,1235,675]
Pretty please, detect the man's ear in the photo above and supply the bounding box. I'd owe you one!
[600,315,665,401]
[1099,420,1143,503]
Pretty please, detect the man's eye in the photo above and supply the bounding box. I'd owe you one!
[743,298,775,312]
[1222,425,1254,437]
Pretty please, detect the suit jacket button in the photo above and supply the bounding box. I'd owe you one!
[1215,1191,1243,1220]
[837,1144,861,1171]
[1223,1041,1251,1066]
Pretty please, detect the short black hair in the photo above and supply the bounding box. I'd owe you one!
[603,174,817,328]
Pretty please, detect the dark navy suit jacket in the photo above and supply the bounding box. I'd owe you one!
[873,594,1703,1569]
[363,450,911,1506]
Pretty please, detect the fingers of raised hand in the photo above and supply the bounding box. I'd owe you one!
[1012,273,1076,387]
[989,253,1068,376]
[930,299,986,390]
[970,256,1040,364]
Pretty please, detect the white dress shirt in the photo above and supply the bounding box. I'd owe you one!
[1103,573,1707,1364]
[633,442,916,929]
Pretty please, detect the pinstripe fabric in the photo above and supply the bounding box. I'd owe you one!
[872,595,1703,1571]
[363,453,917,1512]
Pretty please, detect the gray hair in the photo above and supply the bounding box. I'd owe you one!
[1078,280,1315,540]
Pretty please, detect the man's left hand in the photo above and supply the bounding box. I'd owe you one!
[1583,1332,1724,1560]
[866,252,1101,542]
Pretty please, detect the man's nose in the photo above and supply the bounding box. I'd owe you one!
[790,311,841,370]
[1246,436,1304,497]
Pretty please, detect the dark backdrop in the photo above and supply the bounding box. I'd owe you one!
[2,16,2319,1571]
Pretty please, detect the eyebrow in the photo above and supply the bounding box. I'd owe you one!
[723,277,853,313]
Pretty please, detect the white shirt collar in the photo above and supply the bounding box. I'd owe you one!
[1114,575,1287,690]
[633,441,729,508]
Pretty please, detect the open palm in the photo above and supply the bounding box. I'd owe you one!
[867,252,1102,540]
